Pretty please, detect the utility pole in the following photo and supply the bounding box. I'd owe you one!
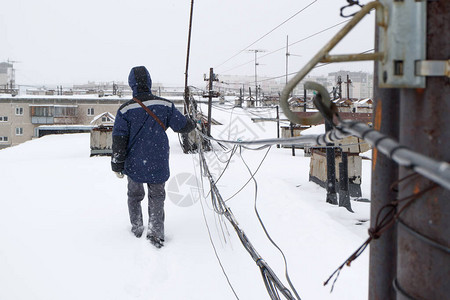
[345,74,352,100]
[369,25,400,300]
[181,0,195,154]
[285,35,289,87]
[204,68,218,137]
[396,2,449,299]
[248,49,265,106]
[183,0,195,114]
[370,1,449,299]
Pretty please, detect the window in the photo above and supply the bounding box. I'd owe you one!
[15,127,23,136]
[0,136,8,142]
[102,116,113,122]
[87,108,95,116]
[54,106,77,117]
[15,107,24,116]
[31,106,53,117]
[0,116,8,122]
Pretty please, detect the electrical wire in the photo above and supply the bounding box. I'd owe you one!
[215,0,318,70]
[223,145,271,202]
[196,130,300,299]
[220,20,350,75]
[239,146,302,300]
[257,48,375,83]
[193,158,240,299]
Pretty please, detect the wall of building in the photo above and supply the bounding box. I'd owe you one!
[0,97,126,149]
[0,95,187,149]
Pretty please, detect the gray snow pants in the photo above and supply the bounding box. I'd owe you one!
[127,177,166,240]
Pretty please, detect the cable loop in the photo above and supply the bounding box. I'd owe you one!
[368,228,381,240]
[340,0,364,18]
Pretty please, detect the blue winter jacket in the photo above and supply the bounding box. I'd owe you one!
[111,66,195,183]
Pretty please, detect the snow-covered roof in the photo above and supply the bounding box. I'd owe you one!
[356,98,373,105]
[90,112,115,125]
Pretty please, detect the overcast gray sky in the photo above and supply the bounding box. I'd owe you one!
[0,0,375,88]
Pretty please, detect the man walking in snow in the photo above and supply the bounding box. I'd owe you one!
[111,66,195,248]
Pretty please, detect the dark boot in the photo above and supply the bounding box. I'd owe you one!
[147,235,164,248]
[131,225,144,238]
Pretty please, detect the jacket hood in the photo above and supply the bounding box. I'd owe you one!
[128,66,152,97]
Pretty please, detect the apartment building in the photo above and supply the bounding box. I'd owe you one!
[0,95,127,149]
[0,93,187,149]
[328,71,373,99]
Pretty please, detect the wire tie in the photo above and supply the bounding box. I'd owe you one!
[373,135,389,149]
[368,227,381,240]
[360,128,376,141]
[393,278,418,300]
[397,218,450,254]
[388,145,408,160]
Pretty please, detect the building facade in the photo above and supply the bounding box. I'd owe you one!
[0,96,125,149]
[328,70,373,99]
[0,94,185,149]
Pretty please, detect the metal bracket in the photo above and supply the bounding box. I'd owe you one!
[279,1,385,125]
[416,60,450,77]
[378,0,427,88]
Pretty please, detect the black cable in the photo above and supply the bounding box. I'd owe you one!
[224,146,272,202]
[201,145,239,201]
[397,218,450,254]
[190,151,239,297]
[215,0,318,70]
[197,179,240,299]
[257,48,375,83]
[239,146,302,300]
[220,19,350,75]
[197,133,299,299]
[393,278,417,300]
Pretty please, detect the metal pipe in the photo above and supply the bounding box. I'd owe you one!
[321,52,384,63]
[279,1,385,125]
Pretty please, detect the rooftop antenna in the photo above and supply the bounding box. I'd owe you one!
[247,49,266,104]
[6,59,21,90]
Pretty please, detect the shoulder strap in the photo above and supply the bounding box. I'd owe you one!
[133,97,167,131]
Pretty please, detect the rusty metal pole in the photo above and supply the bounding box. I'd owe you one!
[325,120,337,204]
[207,68,213,137]
[276,106,280,148]
[290,122,295,156]
[368,21,400,300]
[338,151,353,212]
[396,2,450,299]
